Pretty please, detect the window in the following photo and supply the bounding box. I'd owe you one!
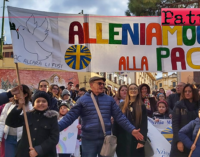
[109,74,112,81]
[159,83,162,87]
[114,77,117,84]
[194,72,200,84]
[107,73,110,79]
[100,72,106,78]
[119,80,122,85]
[11,52,13,58]
[173,82,176,87]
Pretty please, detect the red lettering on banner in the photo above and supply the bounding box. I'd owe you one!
[119,56,126,70]
[119,56,149,71]
[69,21,84,44]
[140,23,145,45]
[141,56,149,70]
[171,47,186,70]
[83,22,96,43]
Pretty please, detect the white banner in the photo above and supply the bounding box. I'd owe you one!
[56,119,78,154]
[148,122,171,157]
[148,117,172,132]
[7,6,200,72]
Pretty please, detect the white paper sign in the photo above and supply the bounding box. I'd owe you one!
[56,119,78,154]
[148,117,172,132]
[148,122,171,157]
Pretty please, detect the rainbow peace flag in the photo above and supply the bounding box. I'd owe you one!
[161,126,173,144]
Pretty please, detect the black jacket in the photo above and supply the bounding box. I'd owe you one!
[113,102,147,157]
[170,99,199,157]
[153,111,170,119]
[6,107,59,157]
[167,93,180,114]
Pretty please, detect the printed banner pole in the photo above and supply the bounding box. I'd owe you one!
[189,128,200,157]
[15,63,33,148]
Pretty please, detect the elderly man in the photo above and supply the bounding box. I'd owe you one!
[59,76,143,157]
[168,82,186,117]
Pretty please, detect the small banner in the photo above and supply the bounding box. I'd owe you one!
[56,119,78,154]
[148,121,171,157]
[148,117,173,144]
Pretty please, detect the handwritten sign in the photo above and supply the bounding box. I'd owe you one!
[56,119,78,154]
[8,6,200,72]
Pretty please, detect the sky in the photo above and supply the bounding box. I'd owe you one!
[1,0,129,44]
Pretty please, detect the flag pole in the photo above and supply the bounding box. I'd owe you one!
[15,63,33,148]
[188,128,200,157]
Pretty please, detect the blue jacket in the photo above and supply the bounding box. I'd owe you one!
[59,92,135,140]
[179,118,200,157]
[0,91,12,106]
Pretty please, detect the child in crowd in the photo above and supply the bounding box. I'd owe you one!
[58,102,71,157]
[157,93,165,101]
[58,102,82,157]
[58,89,75,109]
[153,100,170,122]
[5,91,59,157]
[178,109,200,157]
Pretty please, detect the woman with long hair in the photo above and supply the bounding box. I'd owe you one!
[113,83,147,157]
[114,85,127,105]
[170,84,200,157]
[48,84,61,100]
[0,85,33,157]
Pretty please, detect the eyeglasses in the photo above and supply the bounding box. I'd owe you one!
[69,85,73,86]
[53,88,59,90]
[95,82,105,86]
[129,88,138,91]
[159,95,164,97]
[39,85,48,88]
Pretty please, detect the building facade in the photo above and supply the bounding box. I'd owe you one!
[136,72,157,91]
[177,72,200,85]
[156,72,177,91]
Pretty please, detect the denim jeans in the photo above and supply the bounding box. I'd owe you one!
[82,138,104,157]
[5,135,17,157]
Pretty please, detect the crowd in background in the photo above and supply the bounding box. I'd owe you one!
[0,79,200,157]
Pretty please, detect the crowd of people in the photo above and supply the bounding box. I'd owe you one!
[0,76,200,157]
